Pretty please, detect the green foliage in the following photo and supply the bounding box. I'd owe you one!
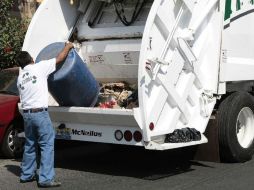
[0,0,27,70]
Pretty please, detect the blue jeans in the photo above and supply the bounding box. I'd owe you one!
[20,110,55,184]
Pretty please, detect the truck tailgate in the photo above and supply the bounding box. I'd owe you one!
[48,106,143,146]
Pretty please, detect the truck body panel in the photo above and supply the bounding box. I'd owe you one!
[221,1,254,83]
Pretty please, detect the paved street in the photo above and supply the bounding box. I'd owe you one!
[0,141,254,190]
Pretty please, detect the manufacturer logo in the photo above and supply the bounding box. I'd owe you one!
[72,129,102,137]
[55,127,71,140]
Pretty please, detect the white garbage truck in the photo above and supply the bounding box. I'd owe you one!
[22,0,254,162]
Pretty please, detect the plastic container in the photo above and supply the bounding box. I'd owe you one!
[35,42,99,107]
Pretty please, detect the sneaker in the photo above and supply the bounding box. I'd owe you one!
[38,181,61,188]
[20,175,37,183]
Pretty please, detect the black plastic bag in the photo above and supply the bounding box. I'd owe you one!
[165,128,201,143]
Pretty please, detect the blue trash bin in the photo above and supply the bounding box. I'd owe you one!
[35,42,99,107]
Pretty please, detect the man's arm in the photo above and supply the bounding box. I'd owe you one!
[56,42,74,64]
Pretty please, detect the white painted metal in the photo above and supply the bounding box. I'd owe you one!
[78,0,152,40]
[236,107,254,148]
[49,107,143,146]
[138,0,221,142]
[81,39,140,84]
[145,134,208,150]
[189,0,219,32]
[181,0,196,11]
[78,26,144,40]
[49,106,139,127]
[22,0,78,59]
[220,1,254,82]
[53,121,143,146]
[77,1,152,83]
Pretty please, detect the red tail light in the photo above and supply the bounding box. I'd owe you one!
[124,130,133,142]
[133,131,142,142]
[149,122,154,131]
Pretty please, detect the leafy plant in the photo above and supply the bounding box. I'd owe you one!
[0,0,28,70]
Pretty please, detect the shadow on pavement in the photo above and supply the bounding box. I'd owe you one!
[1,141,214,181]
[54,141,214,180]
[4,164,21,177]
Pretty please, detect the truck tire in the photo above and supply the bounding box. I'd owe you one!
[218,92,254,163]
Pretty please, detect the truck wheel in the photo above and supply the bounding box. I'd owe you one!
[218,92,254,163]
[1,123,24,158]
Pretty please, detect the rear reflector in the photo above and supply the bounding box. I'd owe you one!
[124,130,133,142]
[114,130,123,141]
[149,122,154,131]
[133,131,142,142]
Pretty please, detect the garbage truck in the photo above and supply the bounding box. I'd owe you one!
[21,0,254,163]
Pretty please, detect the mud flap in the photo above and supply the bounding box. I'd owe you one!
[194,113,220,162]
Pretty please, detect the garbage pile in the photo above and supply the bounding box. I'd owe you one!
[95,82,138,109]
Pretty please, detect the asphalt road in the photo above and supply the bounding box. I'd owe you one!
[0,141,254,190]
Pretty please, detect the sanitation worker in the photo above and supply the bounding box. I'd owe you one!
[17,42,73,188]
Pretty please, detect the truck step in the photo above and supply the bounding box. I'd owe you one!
[145,134,208,150]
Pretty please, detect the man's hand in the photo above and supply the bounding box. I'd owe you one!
[56,42,74,64]
[65,42,74,49]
